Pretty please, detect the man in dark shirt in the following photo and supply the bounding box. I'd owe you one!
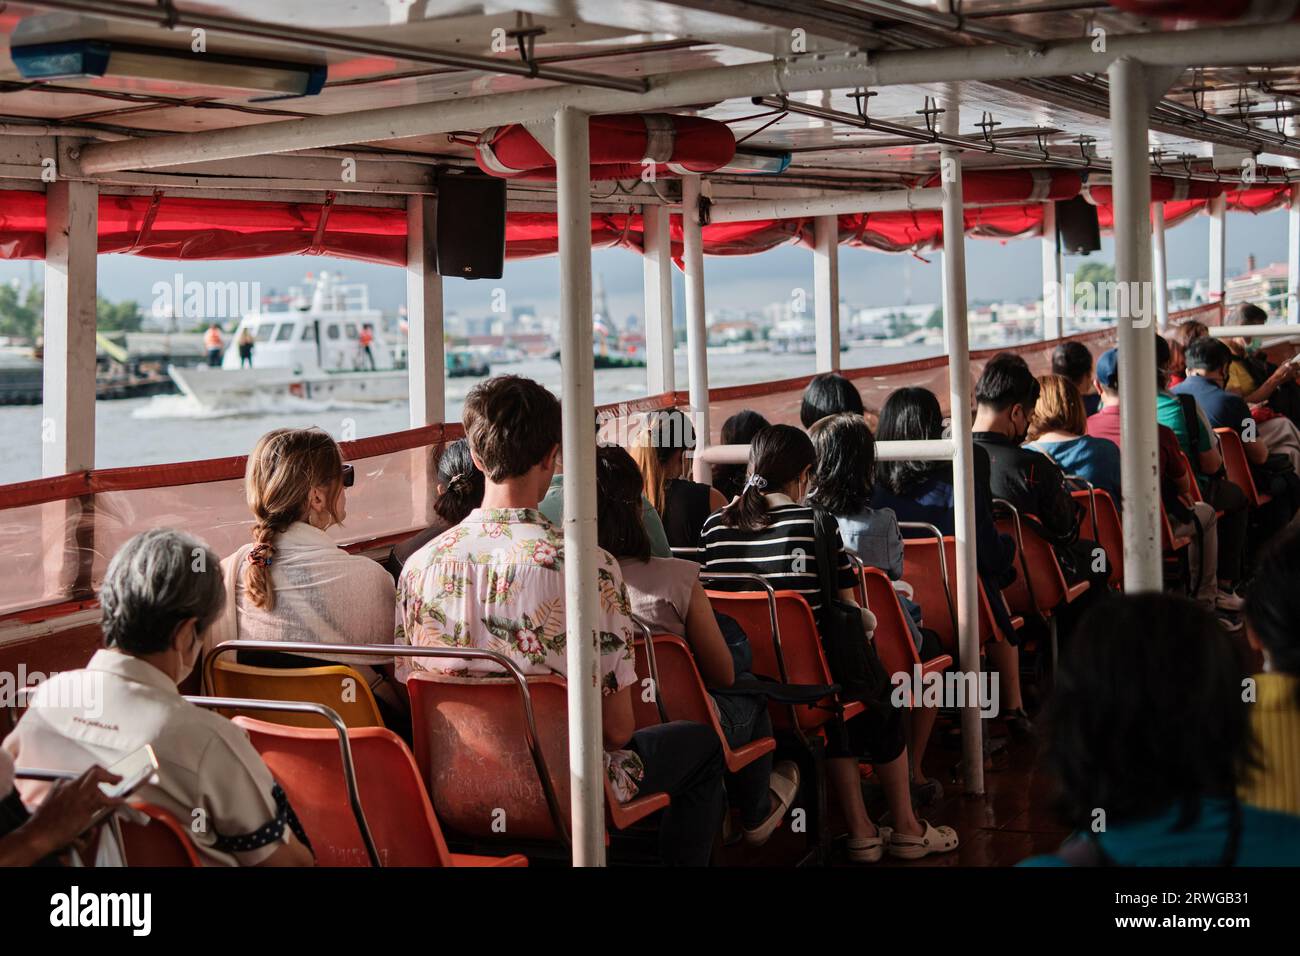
[972,352,1109,602]
[1172,336,1269,468]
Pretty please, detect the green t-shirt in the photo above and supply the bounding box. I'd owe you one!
[539,474,672,558]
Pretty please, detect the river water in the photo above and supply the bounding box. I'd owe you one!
[0,341,942,485]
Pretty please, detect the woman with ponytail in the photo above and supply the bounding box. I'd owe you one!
[384,438,484,578]
[701,424,958,863]
[630,408,726,553]
[206,428,401,712]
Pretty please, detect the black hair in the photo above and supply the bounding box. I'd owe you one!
[807,413,876,516]
[717,424,815,531]
[1045,592,1255,834]
[875,387,945,496]
[595,445,652,561]
[714,410,770,500]
[1184,335,1233,374]
[1227,302,1268,327]
[1244,527,1300,697]
[1051,341,1093,384]
[975,352,1040,412]
[433,437,484,525]
[800,373,864,429]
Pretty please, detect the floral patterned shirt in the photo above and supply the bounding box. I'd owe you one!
[394,508,644,800]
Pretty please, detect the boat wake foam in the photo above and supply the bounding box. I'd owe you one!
[131,392,393,420]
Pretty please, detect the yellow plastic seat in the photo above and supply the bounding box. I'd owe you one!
[205,657,384,729]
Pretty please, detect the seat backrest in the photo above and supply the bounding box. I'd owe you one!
[407,672,571,844]
[1071,488,1123,588]
[900,537,957,651]
[995,514,1068,612]
[633,635,715,730]
[861,568,921,679]
[1214,427,1266,506]
[702,589,836,732]
[208,658,384,730]
[1177,449,1205,503]
[234,716,452,867]
[119,803,202,867]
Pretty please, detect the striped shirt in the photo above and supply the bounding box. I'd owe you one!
[701,495,855,621]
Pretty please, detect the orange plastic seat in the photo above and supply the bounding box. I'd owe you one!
[1071,488,1124,589]
[407,671,669,850]
[633,633,776,774]
[899,533,1011,652]
[206,657,384,730]
[860,566,953,682]
[1215,426,1271,507]
[234,716,526,867]
[994,511,1089,616]
[119,802,203,867]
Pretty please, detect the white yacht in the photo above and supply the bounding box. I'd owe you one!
[168,272,408,407]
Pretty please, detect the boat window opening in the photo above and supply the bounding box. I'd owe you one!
[326,324,340,340]
[275,323,295,342]
[344,323,359,339]
[301,325,317,342]
[254,324,275,343]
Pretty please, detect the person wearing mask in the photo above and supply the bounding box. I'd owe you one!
[702,424,959,862]
[595,444,799,847]
[799,372,864,429]
[1221,302,1300,425]
[1051,341,1101,416]
[629,408,726,552]
[206,427,403,722]
[1022,592,1300,866]
[5,529,316,867]
[713,410,770,501]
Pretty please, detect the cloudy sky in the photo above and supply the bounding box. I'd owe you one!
[0,206,1290,322]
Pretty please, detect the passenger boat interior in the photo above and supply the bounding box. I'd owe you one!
[2,0,1300,920]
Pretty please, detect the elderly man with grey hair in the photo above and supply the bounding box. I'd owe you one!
[3,528,314,867]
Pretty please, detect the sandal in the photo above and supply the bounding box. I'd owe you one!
[888,820,959,860]
[846,826,893,863]
[742,761,800,847]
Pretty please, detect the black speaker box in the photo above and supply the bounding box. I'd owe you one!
[1055,195,1101,256]
[436,171,506,280]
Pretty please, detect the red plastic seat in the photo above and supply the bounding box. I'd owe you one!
[1071,488,1124,590]
[632,633,776,774]
[994,511,1090,616]
[407,672,669,849]
[119,802,203,867]
[234,716,526,867]
[1215,426,1271,507]
[899,534,1014,652]
[860,566,953,683]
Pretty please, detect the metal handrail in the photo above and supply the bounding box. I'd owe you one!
[185,695,380,868]
[898,521,958,639]
[206,640,571,848]
[631,616,670,725]
[1063,474,1099,542]
[843,548,869,608]
[991,496,1045,618]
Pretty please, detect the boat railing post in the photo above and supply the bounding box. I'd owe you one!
[642,202,676,396]
[1153,201,1170,331]
[554,105,606,867]
[1041,201,1063,341]
[1208,193,1226,307]
[1110,56,1164,591]
[406,192,444,525]
[939,92,984,797]
[1288,182,1300,326]
[813,214,841,373]
[682,174,711,482]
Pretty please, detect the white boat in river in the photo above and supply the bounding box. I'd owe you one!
[168,272,409,408]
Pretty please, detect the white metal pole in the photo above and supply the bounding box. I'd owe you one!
[682,175,711,483]
[1288,183,1300,325]
[642,203,676,394]
[406,194,444,427]
[1110,57,1163,592]
[1152,202,1170,330]
[41,179,98,477]
[1208,193,1227,306]
[813,214,841,373]
[554,106,605,867]
[711,188,943,223]
[939,106,984,797]
[1041,201,1062,340]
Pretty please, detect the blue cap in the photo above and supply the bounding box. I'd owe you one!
[1095,348,1119,390]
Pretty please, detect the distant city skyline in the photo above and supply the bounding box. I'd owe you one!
[0,206,1291,325]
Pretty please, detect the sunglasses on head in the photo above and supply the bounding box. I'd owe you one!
[341,463,355,488]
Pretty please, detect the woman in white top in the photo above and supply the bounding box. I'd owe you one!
[206,428,400,714]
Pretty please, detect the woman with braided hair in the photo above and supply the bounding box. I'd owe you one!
[205,427,403,721]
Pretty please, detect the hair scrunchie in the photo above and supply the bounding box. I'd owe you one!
[743,474,768,493]
[247,544,274,568]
